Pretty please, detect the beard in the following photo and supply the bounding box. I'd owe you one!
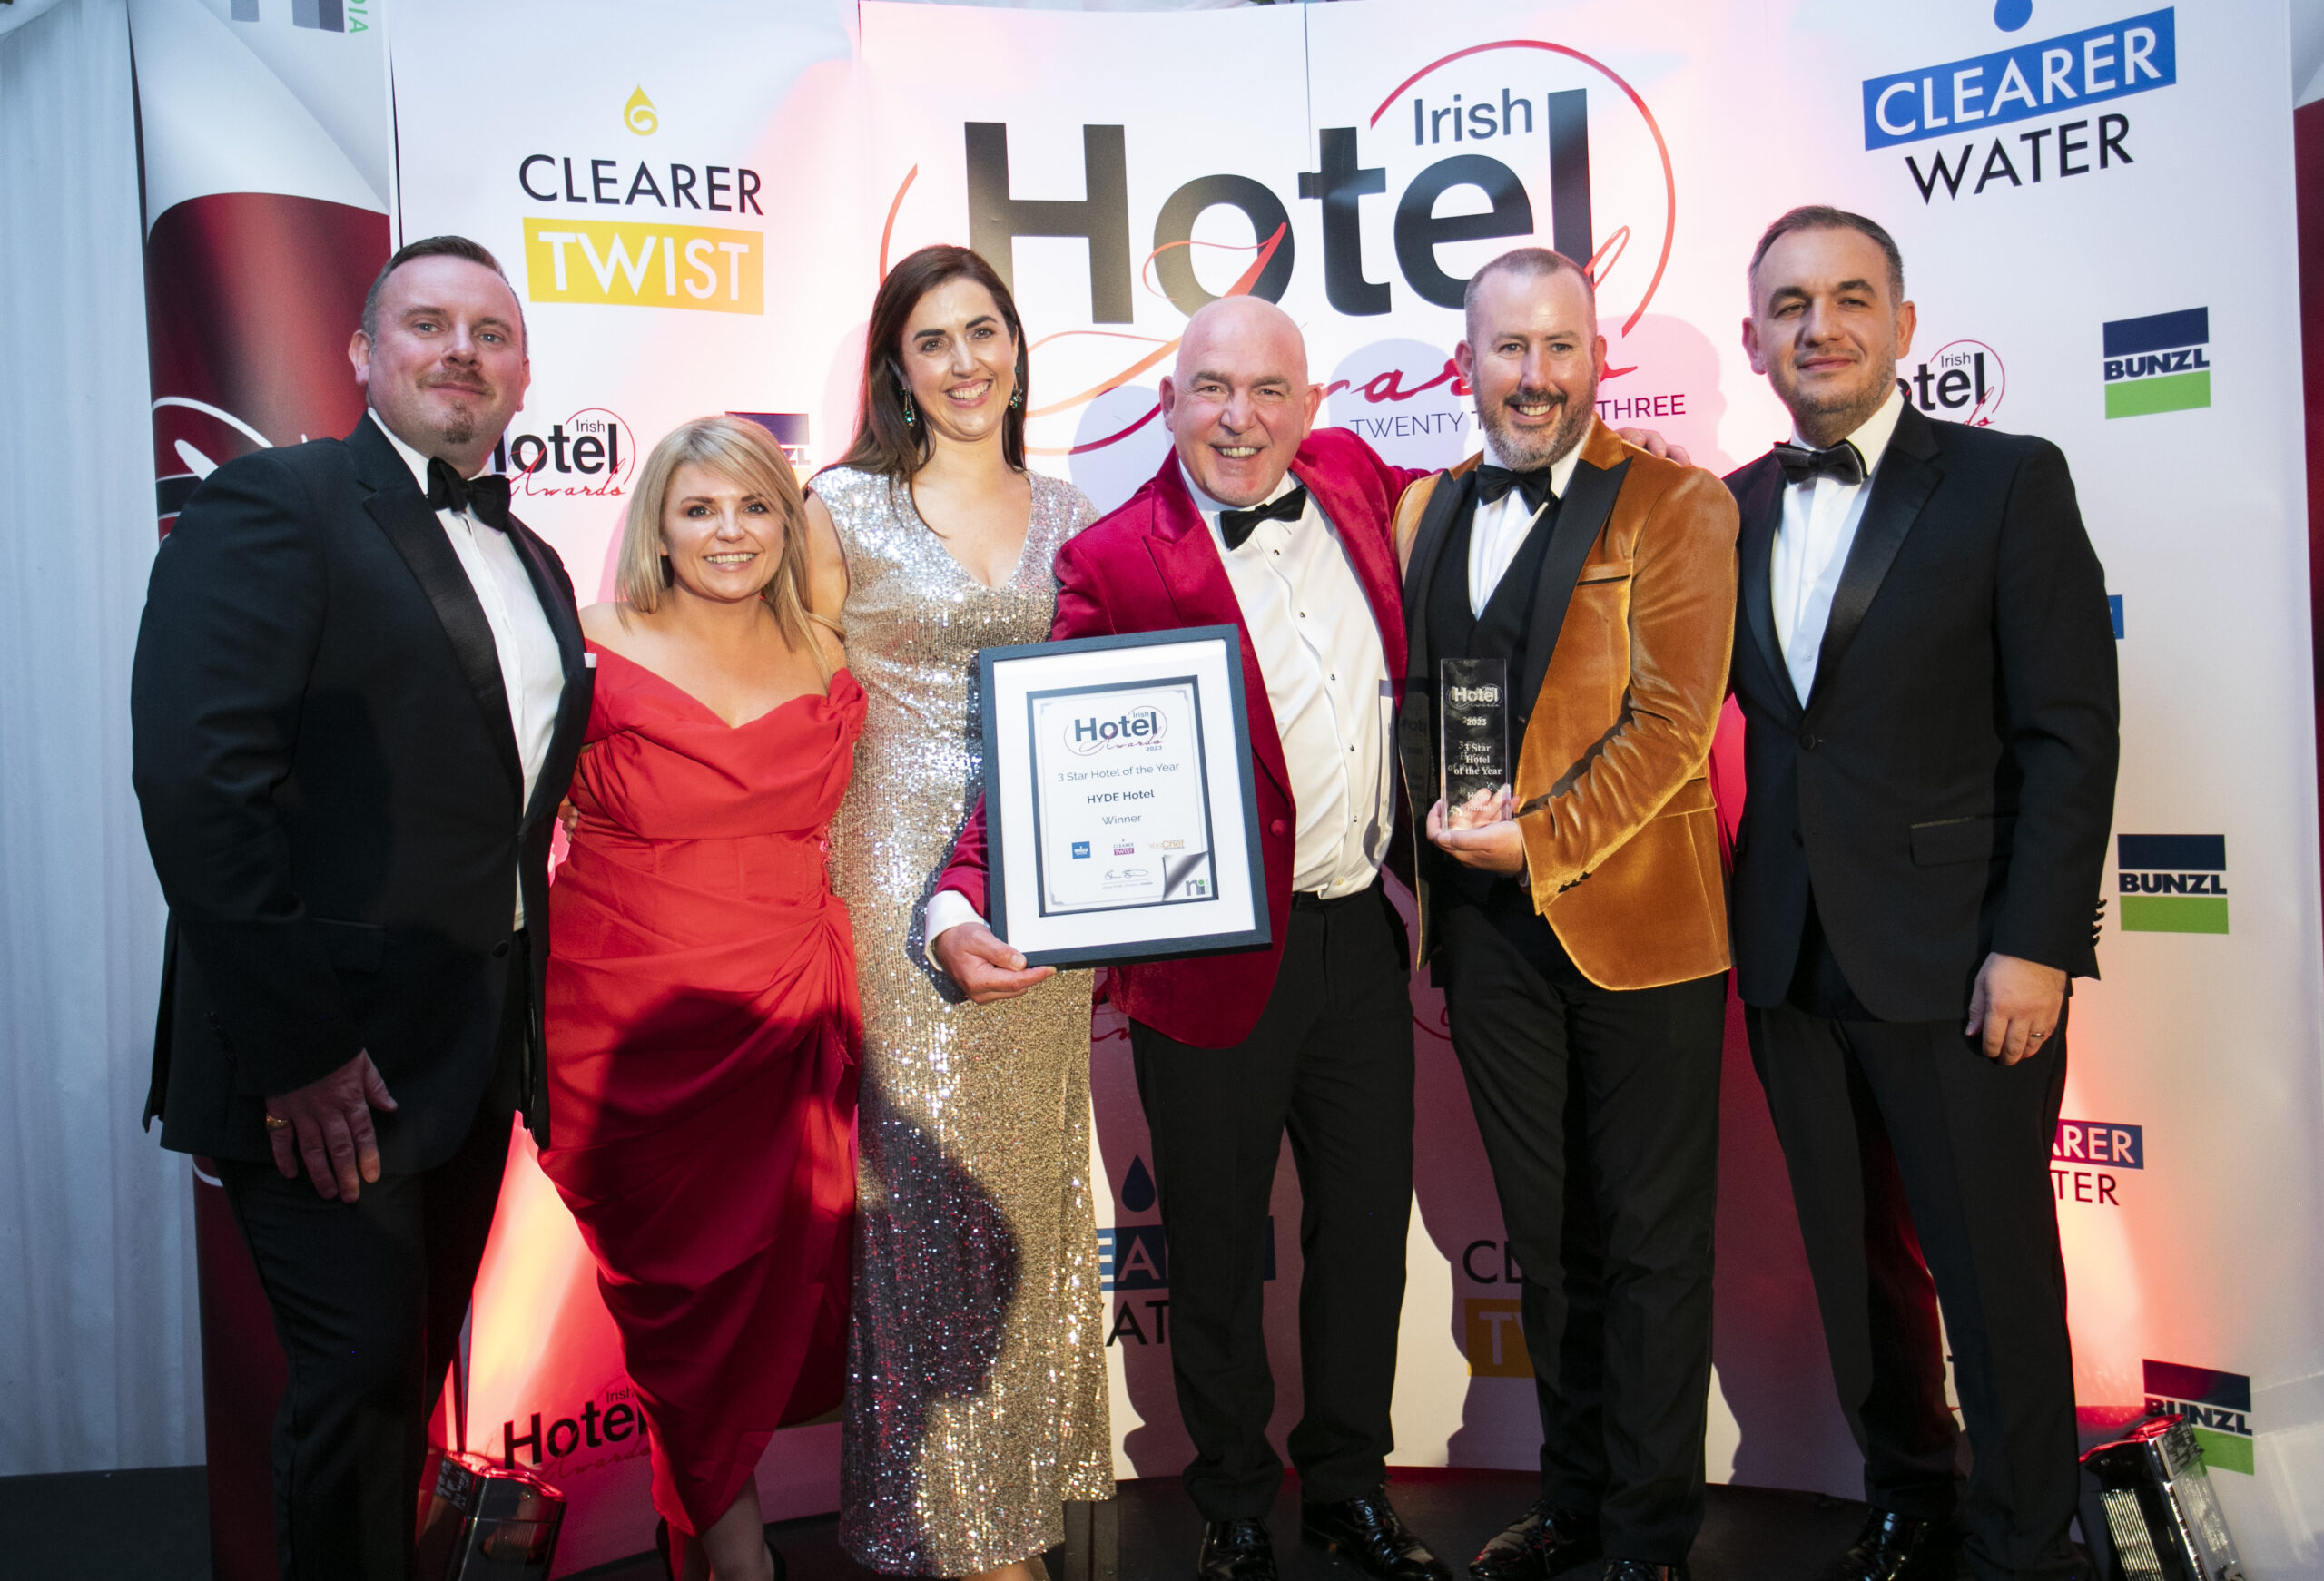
[1477,382,1594,471]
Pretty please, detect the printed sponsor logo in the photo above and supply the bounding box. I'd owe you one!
[2116,834,2228,934]
[492,407,635,499]
[624,86,658,136]
[229,0,372,34]
[2052,1117,2142,1207]
[523,217,762,314]
[2109,594,2124,639]
[1459,1238,1534,1378]
[497,1381,648,1472]
[1072,840,1091,859]
[730,411,811,470]
[2102,307,2211,418]
[2143,1360,2254,1475]
[1099,1155,1273,1347]
[1900,339,2005,426]
[1865,10,2171,202]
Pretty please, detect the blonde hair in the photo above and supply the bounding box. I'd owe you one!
[616,417,839,680]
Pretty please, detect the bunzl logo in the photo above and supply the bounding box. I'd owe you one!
[2103,308,2211,419]
[491,408,635,500]
[1900,339,2005,426]
[2052,1117,2142,1207]
[2117,834,2228,934]
[2144,1360,2255,1475]
[1862,10,2173,204]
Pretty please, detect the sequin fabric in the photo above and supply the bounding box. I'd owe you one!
[818,466,1115,1574]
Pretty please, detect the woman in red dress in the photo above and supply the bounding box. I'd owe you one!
[542,416,859,1581]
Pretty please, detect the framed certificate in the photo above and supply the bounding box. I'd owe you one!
[978,624,1270,967]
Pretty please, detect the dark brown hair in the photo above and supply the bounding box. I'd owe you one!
[360,234,524,347]
[1748,205,1905,302]
[828,244,1028,482]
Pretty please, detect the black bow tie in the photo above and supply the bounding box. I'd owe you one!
[427,456,512,531]
[1772,438,1867,488]
[1218,485,1309,551]
[1476,463,1559,516]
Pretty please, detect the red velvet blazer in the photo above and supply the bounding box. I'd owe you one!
[937,427,1419,1048]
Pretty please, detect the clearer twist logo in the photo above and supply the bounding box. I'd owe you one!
[624,86,657,136]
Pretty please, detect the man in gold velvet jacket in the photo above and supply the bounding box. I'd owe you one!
[1393,247,1737,1581]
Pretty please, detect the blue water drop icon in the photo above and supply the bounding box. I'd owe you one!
[1122,1155,1157,1213]
[1994,0,2033,31]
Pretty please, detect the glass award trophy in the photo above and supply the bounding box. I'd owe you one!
[1439,657,1510,819]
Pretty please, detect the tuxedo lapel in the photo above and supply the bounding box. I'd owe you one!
[1401,464,1476,689]
[347,419,525,799]
[1517,431,1627,719]
[1807,403,1943,712]
[1295,450,1406,681]
[1733,456,1797,717]
[502,516,593,823]
[1141,459,1293,806]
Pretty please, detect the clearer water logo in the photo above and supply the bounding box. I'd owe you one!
[624,86,657,136]
[2143,1360,2254,1475]
[2116,834,2227,934]
[2052,1117,2142,1206]
[2102,307,2211,418]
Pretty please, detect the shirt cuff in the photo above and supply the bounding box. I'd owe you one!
[923,889,987,947]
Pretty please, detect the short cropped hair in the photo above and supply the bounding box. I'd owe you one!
[359,235,526,348]
[1463,248,1597,344]
[1748,206,1905,302]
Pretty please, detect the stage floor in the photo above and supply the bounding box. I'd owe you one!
[0,1464,1875,1580]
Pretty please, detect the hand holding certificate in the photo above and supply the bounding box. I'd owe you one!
[977,626,1269,967]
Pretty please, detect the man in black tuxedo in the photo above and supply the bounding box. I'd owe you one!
[133,235,591,1580]
[1725,208,2117,1581]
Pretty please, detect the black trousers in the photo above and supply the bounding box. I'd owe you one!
[215,944,527,1581]
[1436,903,1727,1565]
[1129,884,1415,1520]
[1746,981,2079,1581]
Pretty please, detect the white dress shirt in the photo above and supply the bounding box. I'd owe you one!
[1468,436,1585,614]
[923,462,1395,948]
[372,412,565,928]
[1768,388,1906,705]
[1187,466,1395,898]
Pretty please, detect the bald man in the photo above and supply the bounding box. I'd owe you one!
[932,297,1446,1581]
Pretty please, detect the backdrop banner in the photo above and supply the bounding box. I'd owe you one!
[152,0,2324,1575]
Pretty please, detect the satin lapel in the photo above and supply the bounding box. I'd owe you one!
[1295,452,1405,682]
[1401,466,1475,691]
[1142,461,1293,805]
[1516,452,1628,718]
[352,425,525,797]
[1807,405,1943,713]
[1734,457,1797,716]
[503,516,592,823]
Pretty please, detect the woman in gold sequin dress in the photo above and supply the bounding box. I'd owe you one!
[803,245,1114,1579]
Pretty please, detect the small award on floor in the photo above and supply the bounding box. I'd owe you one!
[1440,656,1510,821]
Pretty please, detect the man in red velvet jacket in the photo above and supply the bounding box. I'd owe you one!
[930,295,1443,1581]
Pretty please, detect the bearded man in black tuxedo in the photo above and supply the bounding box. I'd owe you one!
[1724,207,2117,1581]
[133,236,592,1580]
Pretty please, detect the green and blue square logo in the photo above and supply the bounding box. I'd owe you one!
[2144,1360,2254,1475]
[2117,834,2227,933]
[2102,307,2211,418]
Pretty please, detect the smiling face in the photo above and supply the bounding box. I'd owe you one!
[1743,224,1916,448]
[897,275,1019,447]
[1158,296,1320,508]
[1458,264,1605,472]
[659,460,783,605]
[350,254,529,473]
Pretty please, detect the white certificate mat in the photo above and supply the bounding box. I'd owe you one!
[980,625,1268,967]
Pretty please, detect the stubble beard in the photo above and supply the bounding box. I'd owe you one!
[1478,383,1594,472]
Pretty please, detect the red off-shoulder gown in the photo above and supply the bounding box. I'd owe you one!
[541,644,863,1537]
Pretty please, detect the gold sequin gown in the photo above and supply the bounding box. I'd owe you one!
[817,466,1115,1574]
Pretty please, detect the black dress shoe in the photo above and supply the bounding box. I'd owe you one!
[1301,1487,1453,1581]
[1468,1499,1600,1581]
[1600,1563,1688,1581]
[1201,1517,1279,1581]
[1823,1510,1956,1581]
